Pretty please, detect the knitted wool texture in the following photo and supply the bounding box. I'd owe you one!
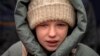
[27,0,75,29]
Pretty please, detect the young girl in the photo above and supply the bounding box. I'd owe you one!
[2,0,99,56]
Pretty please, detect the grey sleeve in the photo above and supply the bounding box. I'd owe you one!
[1,50,9,56]
[1,41,22,56]
[76,43,99,56]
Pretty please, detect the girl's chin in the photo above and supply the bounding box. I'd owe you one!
[45,46,58,52]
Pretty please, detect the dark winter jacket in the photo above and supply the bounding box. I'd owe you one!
[1,0,99,56]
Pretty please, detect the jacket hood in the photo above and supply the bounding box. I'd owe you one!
[14,0,87,56]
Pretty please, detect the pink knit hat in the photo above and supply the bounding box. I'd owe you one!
[27,0,75,29]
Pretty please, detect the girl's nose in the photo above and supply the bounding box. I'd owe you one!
[48,26,56,38]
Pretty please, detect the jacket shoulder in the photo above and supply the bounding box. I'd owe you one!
[1,41,22,56]
[76,43,99,56]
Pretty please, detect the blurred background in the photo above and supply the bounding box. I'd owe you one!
[0,0,100,55]
[0,0,19,55]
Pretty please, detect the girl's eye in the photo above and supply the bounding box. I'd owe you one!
[38,24,48,27]
[57,23,67,27]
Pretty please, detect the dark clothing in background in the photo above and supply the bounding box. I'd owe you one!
[90,0,100,54]
[0,0,19,55]
[81,0,100,55]
[81,0,98,53]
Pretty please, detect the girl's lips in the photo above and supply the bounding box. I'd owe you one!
[46,41,58,47]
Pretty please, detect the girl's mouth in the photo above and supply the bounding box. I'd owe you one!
[46,41,58,47]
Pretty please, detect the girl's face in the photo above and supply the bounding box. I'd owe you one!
[35,20,69,52]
